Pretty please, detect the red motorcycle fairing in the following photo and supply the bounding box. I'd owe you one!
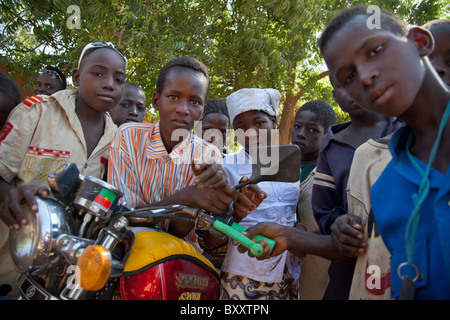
[118,228,220,300]
[120,256,220,300]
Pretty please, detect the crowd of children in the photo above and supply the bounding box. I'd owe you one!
[0,6,449,300]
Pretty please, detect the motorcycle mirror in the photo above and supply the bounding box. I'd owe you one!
[235,145,301,189]
[48,162,83,205]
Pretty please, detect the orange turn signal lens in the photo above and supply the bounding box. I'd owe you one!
[77,245,111,291]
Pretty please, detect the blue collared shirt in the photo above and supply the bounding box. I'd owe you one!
[371,126,450,299]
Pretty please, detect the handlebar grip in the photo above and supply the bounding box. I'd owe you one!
[213,220,264,256]
[231,223,276,255]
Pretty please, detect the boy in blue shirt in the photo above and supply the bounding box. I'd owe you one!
[238,6,450,300]
[318,5,450,299]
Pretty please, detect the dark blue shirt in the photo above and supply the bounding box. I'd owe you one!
[312,118,403,299]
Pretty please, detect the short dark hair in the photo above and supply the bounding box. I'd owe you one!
[0,72,22,109]
[319,5,409,54]
[124,82,146,102]
[296,100,337,131]
[155,56,210,99]
[422,19,450,31]
[203,99,229,119]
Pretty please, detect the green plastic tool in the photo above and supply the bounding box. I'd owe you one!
[212,220,276,256]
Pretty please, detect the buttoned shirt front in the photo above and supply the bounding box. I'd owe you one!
[107,120,222,249]
[108,120,222,208]
[0,89,117,187]
[221,149,300,282]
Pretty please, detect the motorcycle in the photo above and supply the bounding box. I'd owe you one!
[8,145,300,300]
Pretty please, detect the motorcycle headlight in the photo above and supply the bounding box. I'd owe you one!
[9,197,76,274]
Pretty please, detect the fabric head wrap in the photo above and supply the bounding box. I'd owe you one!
[226,88,281,125]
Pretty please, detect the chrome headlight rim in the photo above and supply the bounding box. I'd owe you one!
[9,197,75,273]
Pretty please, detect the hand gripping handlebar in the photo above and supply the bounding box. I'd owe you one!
[212,219,276,256]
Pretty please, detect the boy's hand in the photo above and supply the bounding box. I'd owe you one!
[235,222,289,260]
[0,184,50,230]
[192,158,227,190]
[232,177,266,222]
[330,214,367,257]
[181,184,237,215]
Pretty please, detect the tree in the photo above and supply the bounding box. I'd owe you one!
[1,0,447,142]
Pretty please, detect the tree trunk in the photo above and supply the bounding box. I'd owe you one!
[277,70,330,145]
[278,91,303,145]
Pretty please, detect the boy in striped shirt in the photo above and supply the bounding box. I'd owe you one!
[108,56,239,250]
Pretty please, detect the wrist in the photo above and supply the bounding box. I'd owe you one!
[286,224,308,258]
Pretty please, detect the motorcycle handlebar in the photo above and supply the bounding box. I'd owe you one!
[111,205,276,257]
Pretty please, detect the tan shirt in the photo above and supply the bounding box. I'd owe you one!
[297,169,330,300]
[347,138,393,300]
[0,89,117,187]
[0,89,117,298]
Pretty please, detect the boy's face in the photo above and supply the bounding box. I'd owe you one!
[330,76,367,117]
[429,25,450,87]
[323,15,431,117]
[233,110,275,151]
[198,112,230,151]
[73,48,126,113]
[33,73,63,96]
[109,86,146,126]
[291,110,325,161]
[152,68,208,148]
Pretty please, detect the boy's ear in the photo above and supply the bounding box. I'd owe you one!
[199,106,206,119]
[72,69,80,87]
[152,91,160,111]
[407,27,434,56]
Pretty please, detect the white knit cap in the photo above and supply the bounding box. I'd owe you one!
[226,88,281,125]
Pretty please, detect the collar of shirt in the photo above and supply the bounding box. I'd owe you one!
[223,147,253,176]
[145,120,195,162]
[47,89,118,154]
[388,125,447,188]
[320,121,352,152]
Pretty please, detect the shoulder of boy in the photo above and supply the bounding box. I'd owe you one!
[21,95,47,108]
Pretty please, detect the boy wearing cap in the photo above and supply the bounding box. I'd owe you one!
[108,56,237,252]
[33,66,67,96]
[0,42,126,298]
[220,88,301,300]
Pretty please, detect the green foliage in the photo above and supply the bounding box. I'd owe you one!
[0,0,447,123]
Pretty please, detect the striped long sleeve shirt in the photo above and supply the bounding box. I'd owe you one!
[107,120,222,248]
[108,120,222,208]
